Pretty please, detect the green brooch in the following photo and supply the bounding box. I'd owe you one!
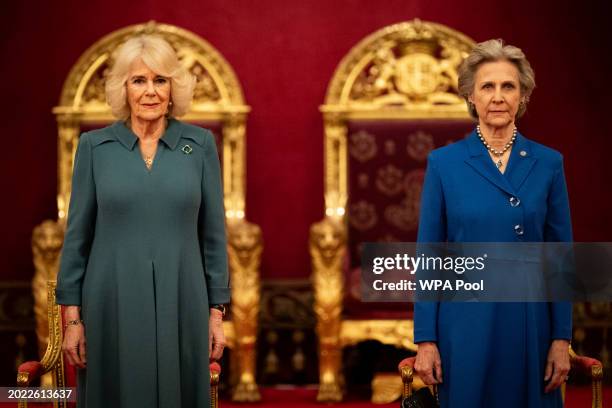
[181,145,193,154]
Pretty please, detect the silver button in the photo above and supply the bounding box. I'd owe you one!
[520,150,527,157]
[509,196,521,207]
[514,224,524,235]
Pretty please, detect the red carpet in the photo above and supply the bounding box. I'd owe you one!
[220,386,612,407]
[0,386,609,407]
[221,387,395,407]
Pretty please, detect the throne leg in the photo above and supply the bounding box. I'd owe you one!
[310,217,346,402]
[317,338,343,401]
[231,341,261,401]
[227,219,263,402]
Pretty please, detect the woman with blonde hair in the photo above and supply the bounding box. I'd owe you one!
[413,39,572,407]
[56,35,229,407]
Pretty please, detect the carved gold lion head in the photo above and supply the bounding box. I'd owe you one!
[310,218,346,265]
[32,220,64,263]
[227,220,262,266]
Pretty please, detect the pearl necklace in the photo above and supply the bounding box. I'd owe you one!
[476,125,517,169]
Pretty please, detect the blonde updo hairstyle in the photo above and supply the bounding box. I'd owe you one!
[105,35,195,119]
[458,39,536,120]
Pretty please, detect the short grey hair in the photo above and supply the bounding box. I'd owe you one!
[458,39,535,119]
[105,35,195,119]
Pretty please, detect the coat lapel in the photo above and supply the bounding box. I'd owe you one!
[464,130,516,196]
[504,132,537,192]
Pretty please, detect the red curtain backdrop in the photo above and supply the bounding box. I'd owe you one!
[1,0,610,280]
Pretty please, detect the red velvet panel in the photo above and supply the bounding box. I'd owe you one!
[343,120,473,318]
[1,1,611,281]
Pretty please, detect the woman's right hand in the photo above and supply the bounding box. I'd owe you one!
[62,307,87,369]
[414,341,443,385]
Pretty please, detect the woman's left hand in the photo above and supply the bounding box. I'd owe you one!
[209,308,226,361]
[544,339,571,393]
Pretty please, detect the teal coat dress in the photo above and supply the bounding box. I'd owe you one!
[56,119,230,408]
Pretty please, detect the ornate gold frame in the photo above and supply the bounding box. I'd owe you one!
[310,19,475,401]
[31,21,261,401]
[18,282,66,408]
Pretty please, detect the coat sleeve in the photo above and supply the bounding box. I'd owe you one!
[199,130,230,305]
[414,153,446,343]
[56,133,97,306]
[545,156,573,340]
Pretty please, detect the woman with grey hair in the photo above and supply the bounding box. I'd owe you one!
[413,39,572,407]
[56,35,229,407]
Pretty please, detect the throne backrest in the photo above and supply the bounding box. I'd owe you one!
[320,20,475,315]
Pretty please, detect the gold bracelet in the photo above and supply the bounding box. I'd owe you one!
[65,319,84,327]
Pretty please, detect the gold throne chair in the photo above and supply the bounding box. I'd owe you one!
[30,21,262,401]
[310,19,476,401]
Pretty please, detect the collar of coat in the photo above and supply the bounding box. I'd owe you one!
[464,128,537,195]
[107,118,203,151]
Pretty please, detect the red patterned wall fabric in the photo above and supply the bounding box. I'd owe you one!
[344,120,473,318]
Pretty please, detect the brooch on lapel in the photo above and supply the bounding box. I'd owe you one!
[181,145,193,155]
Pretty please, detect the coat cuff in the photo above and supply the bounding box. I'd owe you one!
[414,330,437,344]
[551,302,572,340]
[551,328,572,341]
[414,302,438,344]
[208,287,230,305]
[55,287,82,306]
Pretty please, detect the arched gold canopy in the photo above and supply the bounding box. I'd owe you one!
[54,20,247,119]
[322,19,475,118]
[319,19,475,219]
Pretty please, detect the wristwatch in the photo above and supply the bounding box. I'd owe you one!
[210,304,226,317]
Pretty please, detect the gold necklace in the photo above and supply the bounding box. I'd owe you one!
[143,155,154,170]
[126,118,167,171]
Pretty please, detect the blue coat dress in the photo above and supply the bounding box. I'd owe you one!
[414,129,572,408]
[55,119,230,408]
